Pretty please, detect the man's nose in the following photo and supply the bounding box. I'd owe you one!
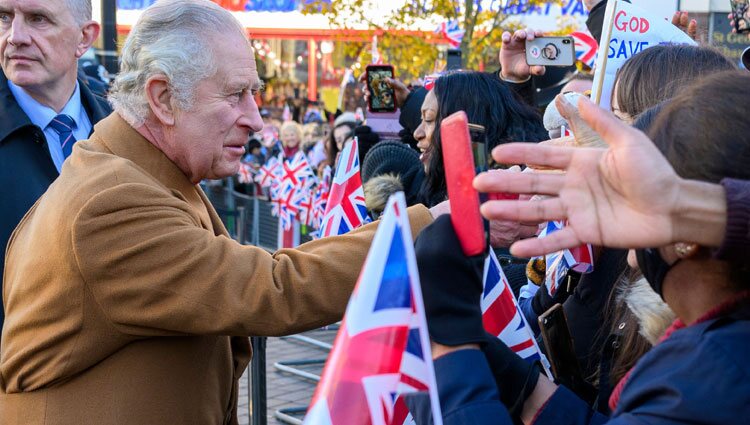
[239,94,264,133]
[7,16,32,47]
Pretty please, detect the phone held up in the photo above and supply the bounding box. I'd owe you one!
[365,64,396,113]
[525,36,576,67]
[731,0,750,34]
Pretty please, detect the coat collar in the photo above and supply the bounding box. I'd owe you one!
[0,69,111,144]
[90,113,227,235]
[0,70,34,143]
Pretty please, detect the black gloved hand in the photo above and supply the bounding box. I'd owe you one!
[415,215,486,347]
[481,332,541,419]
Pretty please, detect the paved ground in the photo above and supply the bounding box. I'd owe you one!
[238,328,338,424]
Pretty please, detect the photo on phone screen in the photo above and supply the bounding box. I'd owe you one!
[731,0,750,33]
[525,37,575,67]
[367,66,396,112]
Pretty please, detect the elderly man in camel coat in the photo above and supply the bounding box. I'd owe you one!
[0,1,435,423]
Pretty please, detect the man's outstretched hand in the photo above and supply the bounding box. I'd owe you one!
[474,97,726,257]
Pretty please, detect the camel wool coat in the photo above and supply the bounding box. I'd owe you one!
[0,113,433,424]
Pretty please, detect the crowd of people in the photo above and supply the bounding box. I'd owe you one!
[0,0,749,424]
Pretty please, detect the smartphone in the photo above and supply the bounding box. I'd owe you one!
[525,37,575,67]
[538,304,583,389]
[446,48,463,71]
[731,0,750,33]
[365,64,396,113]
[441,111,486,256]
[468,123,487,174]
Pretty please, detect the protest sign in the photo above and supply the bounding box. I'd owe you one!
[591,0,694,109]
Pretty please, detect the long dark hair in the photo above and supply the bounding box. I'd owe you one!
[418,71,547,207]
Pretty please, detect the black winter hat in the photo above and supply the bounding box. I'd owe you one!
[362,141,425,206]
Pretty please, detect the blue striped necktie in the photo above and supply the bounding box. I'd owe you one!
[48,114,77,159]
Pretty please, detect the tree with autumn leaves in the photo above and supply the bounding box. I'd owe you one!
[303,0,568,80]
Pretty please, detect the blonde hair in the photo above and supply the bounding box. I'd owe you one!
[279,121,303,147]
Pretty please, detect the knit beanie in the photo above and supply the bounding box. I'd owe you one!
[362,141,425,206]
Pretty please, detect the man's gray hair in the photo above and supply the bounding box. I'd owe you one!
[109,0,248,127]
[66,0,92,25]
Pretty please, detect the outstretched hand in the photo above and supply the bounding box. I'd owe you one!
[474,97,689,257]
[499,29,546,82]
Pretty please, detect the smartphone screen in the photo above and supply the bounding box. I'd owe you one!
[366,65,396,112]
[731,0,750,33]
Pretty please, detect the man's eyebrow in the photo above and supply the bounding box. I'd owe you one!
[20,6,54,18]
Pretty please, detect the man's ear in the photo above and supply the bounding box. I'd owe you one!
[75,21,101,59]
[145,75,176,126]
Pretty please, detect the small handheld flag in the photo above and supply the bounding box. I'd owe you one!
[304,193,442,425]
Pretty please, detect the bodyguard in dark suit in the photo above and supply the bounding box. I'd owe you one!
[0,0,111,337]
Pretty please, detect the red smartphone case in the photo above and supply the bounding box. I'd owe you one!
[441,111,486,256]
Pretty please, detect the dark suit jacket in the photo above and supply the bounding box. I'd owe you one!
[0,70,112,335]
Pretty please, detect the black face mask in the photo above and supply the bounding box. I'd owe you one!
[635,248,679,299]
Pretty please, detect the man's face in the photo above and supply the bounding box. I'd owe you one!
[0,0,84,91]
[168,33,264,183]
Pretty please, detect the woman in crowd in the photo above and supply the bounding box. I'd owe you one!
[516,44,738,411]
[279,120,303,159]
[323,112,358,174]
[611,44,736,123]
[413,71,750,425]
[412,71,547,207]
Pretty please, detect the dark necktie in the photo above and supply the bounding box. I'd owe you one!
[48,114,77,159]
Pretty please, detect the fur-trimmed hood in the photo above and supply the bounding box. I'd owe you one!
[364,174,404,217]
[623,277,676,345]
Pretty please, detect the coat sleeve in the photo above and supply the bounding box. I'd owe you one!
[405,349,514,425]
[713,178,750,263]
[72,182,433,337]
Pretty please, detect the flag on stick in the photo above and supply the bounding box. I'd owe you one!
[319,138,371,237]
[304,193,442,425]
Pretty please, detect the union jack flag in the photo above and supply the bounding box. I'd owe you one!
[319,138,371,237]
[304,193,442,425]
[237,162,255,184]
[571,31,598,69]
[296,188,317,228]
[434,20,464,48]
[270,181,301,230]
[539,221,594,297]
[482,250,547,367]
[255,156,281,188]
[281,151,317,190]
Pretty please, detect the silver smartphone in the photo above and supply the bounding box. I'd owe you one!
[525,37,576,67]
